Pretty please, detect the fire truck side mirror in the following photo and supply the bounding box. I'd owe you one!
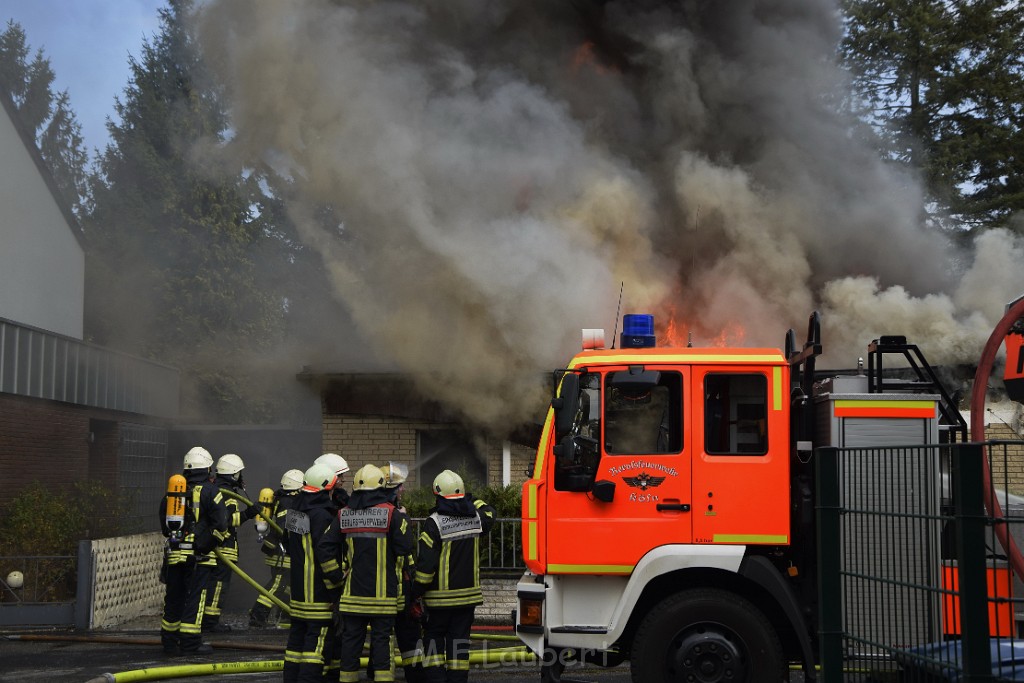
[552,372,581,441]
[592,479,615,503]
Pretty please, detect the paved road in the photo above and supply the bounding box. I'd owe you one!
[0,613,820,683]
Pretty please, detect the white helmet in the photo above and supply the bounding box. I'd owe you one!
[216,453,245,475]
[314,452,350,476]
[433,470,465,499]
[280,469,304,491]
[184,446,213,471]
[303,463,337,492]
[353,464,386,491]
[381,462,409,489]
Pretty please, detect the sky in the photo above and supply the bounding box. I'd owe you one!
[0,0,164,154]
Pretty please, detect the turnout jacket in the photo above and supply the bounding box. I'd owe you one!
[414,495,495,608]
[215,474,250,562]
[261,488,298,569]
[157,471,230,567]
[319,488,414,615]
[284,489,338,621]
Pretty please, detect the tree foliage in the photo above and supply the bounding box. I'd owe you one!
[83,0,285,423]
[840,0,1024,230]
[0,19,89,215]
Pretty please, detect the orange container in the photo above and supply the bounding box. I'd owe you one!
[941,560,1015,637]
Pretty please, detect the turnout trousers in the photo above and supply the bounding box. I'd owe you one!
[159,560,193,651]
[338,613,395,683]
[422,606,475,683]
[283,616,334,683]
[178,560,216,652]
[202,559,232,629]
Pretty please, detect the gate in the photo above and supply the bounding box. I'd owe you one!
[818,441,1024,682]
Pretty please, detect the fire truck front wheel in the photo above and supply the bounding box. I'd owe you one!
[630,588,785,683]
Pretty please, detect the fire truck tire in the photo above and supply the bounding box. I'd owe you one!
[629,588,785,683]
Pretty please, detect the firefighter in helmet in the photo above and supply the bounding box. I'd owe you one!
[413,470,495,683]
[382,462,426,682]
[248,467,304,629]
[320,463,414,683]
[171,446,230,654]
[203,453,260,632]
[314,451,351,511]
[283,463,341,683]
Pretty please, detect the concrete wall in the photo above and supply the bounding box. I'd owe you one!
[0,100,84,339]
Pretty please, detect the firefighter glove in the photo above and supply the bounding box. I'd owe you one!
[242,504,260,521]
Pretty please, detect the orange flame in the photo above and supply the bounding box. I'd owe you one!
[658,302,747,348]
[571,42,612,75]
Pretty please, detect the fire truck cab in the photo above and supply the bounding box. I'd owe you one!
[517,314,823,683]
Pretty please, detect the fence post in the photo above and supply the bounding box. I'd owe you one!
[816,446,843,683]
[74,539,93,630]
[952,443,995,682]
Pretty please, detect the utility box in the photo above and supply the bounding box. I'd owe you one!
[816,391,943,655]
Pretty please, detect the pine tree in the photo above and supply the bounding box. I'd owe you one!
[840,0,1024,230]
[84,0,284,422]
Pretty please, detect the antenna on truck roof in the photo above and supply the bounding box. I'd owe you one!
[611,282,624,350]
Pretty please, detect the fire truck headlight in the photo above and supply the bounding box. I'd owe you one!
[519,596,543,627]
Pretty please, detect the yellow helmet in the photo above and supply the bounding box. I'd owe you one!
[353,464,386,492]
[381,462,409,489]
[432,469,465,499]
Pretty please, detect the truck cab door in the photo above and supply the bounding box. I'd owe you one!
[545,366,691,574]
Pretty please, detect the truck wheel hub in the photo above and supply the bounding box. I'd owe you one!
[670,628,745,682]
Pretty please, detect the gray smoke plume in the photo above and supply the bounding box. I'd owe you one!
[196,0,1023,429]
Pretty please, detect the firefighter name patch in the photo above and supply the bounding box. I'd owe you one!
[339,506,392,533]
[285,509,310,535]
[432,512,483,540]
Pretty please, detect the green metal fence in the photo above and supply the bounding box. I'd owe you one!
[818,441,1024,682]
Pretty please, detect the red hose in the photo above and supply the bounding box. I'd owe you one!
[970,296,1024,581]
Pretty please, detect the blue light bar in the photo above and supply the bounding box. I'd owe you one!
[621,314,656,348]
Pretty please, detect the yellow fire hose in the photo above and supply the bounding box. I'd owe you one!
[213,548,290,615]
[87,647,537,682]
[218,489,285,536]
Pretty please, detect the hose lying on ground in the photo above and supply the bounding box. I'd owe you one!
[84,647,537,682]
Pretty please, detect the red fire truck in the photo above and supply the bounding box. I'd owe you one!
[514,311,971,683]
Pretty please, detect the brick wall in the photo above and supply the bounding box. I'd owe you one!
[983,421,1024,496]
[322,413,536,490]
[0,394,100,506]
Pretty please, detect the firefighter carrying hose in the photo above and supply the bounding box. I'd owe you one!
[413,470,496,683]
[248,468,304,629]
[320,463,414,683]
[283,462,341,683]
[162,446,230,655]
[203,453,260,633]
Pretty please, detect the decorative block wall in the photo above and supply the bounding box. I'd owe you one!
[89,532,164,628]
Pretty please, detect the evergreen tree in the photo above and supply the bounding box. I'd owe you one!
[84,0,284,422]
[840,0,1024,231]
[0,20,90,216]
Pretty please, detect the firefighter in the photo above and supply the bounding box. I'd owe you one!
[176,447,231,654]
[413,470,496,683]
[314,451,351,510]
[382,462,426,683]
[320,464,414,683]
[248,468,303,629]
[283,463,341,683]
[203,453,260,632]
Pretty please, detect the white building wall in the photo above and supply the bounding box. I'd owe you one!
[0,102,84,339]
